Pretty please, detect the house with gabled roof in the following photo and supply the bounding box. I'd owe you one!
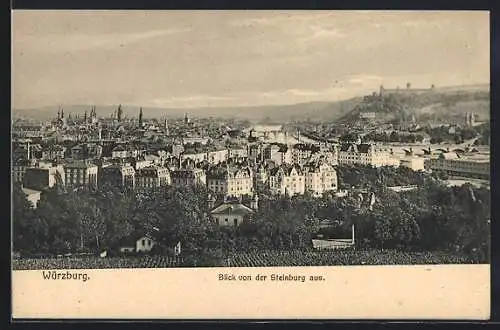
[303,161,338,197]
[118,233,156,253]
[206,165,253,197]
[210,198,257,228]
[339,143,399,167]
[268,164,305,196]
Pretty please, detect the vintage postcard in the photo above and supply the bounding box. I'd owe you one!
[11,10,490,319]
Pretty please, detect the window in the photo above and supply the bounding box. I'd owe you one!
[225,218,228,223]
[142,239,145,246]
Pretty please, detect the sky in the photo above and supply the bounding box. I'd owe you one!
[12,10,489,109]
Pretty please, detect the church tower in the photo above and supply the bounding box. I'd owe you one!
[164,118,169,135]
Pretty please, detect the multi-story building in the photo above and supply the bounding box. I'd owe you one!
[170,168,207,187]
[12,138,33,161]
[63,161,99,189]
[400,156,426,171]
[41,145,66,161]
[228,147,248,160]
[339,143,400,167]
[111,145,129,159]
[207,149,229,165]
[206,166,253,197]
[181,148,229,165]
[264,143,291,166]
[100,164,136,190]
[304,162,338,197]
[424,152,489,179]
[12,158,37,184]
[268,164,305,196]
[132,158,154,170]
[291,143,320,165]
[135,166,171,190]
[181,151,207,164]
[23,162,65,191]
[69,142,103,160]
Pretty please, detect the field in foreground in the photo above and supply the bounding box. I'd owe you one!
[12,249,486,270]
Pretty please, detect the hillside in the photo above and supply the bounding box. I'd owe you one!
[336,85,490,125]
[12,99,362,123]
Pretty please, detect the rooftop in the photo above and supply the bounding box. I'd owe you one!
[211,202,255,216]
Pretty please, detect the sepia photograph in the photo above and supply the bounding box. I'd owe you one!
[11,10,490,274]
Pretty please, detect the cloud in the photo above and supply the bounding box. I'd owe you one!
[147,95,236,107]
[14,28,191,53]
[229,12,335,28]
[304,26,346,41]
[348,74,384,87]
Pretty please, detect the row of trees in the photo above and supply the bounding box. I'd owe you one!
[424,125,478,145]
[13,182,213,255]
[13,165,490,262]
[219,177,489,260]
[361,131,425,144]
[336,164,426,188]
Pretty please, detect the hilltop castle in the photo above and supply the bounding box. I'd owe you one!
[379,82,436,98]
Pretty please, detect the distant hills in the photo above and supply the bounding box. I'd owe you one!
[12,83,489,123]
[12,99,362,123]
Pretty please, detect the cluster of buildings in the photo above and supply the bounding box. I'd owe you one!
[424,151,489,180]
[12,106,490,214]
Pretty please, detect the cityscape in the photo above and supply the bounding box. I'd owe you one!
[12,11,490,269]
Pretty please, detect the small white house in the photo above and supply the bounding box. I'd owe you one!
[136,235,156,252]
[210,202,255,227]
[119,234,156,253]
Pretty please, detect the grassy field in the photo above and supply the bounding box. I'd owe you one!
[12,249,485,270]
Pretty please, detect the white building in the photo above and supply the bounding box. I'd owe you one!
[119,234,156,253]
[64,161,99,189]
[339,143,400,167]
[135,166,171,190]
[170,168,207,187]
[268,164,305,196]
[304,162,338,197]
[210,202,255,227]
[400,156,426,171]
[206,166,253,197]
[100,164,135,189]
[207,149,229,164]
[424,152,489,179]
